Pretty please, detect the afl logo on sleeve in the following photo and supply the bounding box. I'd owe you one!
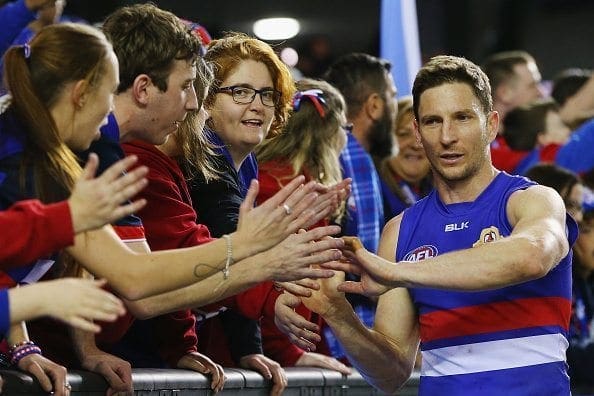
[472,226,501,247]
[404,245,438,262]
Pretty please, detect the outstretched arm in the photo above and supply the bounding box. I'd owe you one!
[0,155,146,268]
[7,278,124,332]
[329,184,570,294]
[65,177,340,301]
[299,218,420,393]
[125,228,342,319]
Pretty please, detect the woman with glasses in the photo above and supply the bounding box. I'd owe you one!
[189,33,350,395]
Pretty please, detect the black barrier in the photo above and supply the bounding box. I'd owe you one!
[0,367,422,395]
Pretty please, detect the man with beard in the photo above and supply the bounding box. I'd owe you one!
[324,53,396,254]
[318,53,396,361]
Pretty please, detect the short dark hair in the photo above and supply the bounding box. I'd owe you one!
[323,53,392,119]
[481,50,534,91]
[504,99,558,151]
[412,55,492,121]
[551,68,592,106]
[102,3,202,93]
[525,163,580,200]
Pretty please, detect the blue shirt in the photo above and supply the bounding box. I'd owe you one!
[0,288,9,337]
[556,118,594,174]
[339,133,384,253]
[0,0,35,56]
[207,128,257,197]
[81,113,143,228]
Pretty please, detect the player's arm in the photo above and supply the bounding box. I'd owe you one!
[341,184,570,292]
[319,216,420,394]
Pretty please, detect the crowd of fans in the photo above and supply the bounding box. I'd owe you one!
[0,0,593,395]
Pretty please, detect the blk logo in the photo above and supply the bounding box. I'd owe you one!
[444,221,469,232]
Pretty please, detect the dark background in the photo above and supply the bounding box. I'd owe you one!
[57,0,594,79]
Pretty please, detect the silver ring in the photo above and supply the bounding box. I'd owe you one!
[65,383,72,390]
[282,203,292,215]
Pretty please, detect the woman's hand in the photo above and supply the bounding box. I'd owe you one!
[259,227,344,282]
[69,153,148,234]
[235,178,322,256]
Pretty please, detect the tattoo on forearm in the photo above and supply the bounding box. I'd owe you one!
[193,260,225,278]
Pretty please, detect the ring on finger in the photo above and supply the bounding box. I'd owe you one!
[282,203,292,215]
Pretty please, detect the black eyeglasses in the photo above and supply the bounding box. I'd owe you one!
[342,123,354,134]
[216,85,280,107]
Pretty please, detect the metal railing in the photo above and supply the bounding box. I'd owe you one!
[0,367,422,395]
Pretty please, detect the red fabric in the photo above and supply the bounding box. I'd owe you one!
[121,140,211,366]
[257,160,330,364]
[0,199,73,269]
[420,297,571,342]
[256,160,298,205]
[490,136,529,173]
[258,159,328,229]
[111,225,146,241]
[123,141,213,249]
[24,222,144,368]
[540,143,562,163]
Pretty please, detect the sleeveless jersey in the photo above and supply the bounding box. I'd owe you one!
[396,172,577,395]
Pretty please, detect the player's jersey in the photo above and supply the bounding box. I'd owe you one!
[396,172,577,395]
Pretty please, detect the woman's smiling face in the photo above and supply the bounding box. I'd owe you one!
[208,59,275,161]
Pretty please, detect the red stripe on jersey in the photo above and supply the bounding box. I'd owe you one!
[420,296,571,342]
[112,225,146,241]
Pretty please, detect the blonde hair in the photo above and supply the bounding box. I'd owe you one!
[177,58,219,181]
[256,78,345,186]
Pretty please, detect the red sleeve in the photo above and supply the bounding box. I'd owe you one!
[0,199,74,268]
[132,153,213,251]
